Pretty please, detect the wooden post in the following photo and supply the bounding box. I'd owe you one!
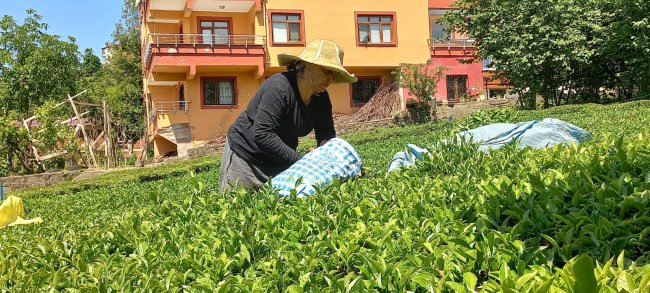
[22,119,42,168]
[106,104,114,168]
[68,94,97,167]
[102,99,110,169]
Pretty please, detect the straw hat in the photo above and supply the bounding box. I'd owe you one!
[278,39,358,83]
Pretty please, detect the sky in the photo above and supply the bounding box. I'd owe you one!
[0,0,124,59]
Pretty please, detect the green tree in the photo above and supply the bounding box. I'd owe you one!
[443,0,650,109]
[80,48,101,78]
[0,10,81,116]
[396,59,448,120]
[84,0,143,143]
[601,0,650,100]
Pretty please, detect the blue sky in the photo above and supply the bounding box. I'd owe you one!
[0,0,123,59]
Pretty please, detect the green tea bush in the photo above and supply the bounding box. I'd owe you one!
[1,101,649,291]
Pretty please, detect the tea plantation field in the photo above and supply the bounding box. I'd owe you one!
[2,101,650,292]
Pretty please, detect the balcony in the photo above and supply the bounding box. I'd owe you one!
[428,38,477,56]
[429,38,475,49]
[144,33,267,77]
[155,101,190,114]
[141,0,261,16]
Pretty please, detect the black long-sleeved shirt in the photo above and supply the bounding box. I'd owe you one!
[227,70,336,176]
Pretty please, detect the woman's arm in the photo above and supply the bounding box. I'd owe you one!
[251,87,302,165]
[313,93,336,148]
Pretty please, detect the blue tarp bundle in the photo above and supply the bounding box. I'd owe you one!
[388,118,592,172]
[272,138,363,197]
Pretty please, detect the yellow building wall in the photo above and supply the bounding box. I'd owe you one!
[263,0,431,68]
[182,72,261,145]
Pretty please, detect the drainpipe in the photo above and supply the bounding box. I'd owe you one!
[262,0,270,67]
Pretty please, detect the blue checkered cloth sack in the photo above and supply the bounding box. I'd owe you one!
[271,138,362,197]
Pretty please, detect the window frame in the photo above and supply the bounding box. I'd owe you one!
[196,17,233,45]
[268,10,306,46]
[446,75,468,101]
[349,76,382,107]
[354,12,398,47]
[200,77,238,109]
[429,16,449,39]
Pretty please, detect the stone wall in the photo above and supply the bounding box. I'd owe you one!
[0,170,82,193]
[187,144,225,159]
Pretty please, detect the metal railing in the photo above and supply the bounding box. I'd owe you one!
[155,101,190,114]
[143,42,152,65]
[428,38,476,50]
[149,33,266,47]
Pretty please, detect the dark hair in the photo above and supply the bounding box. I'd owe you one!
[287,60,308,77]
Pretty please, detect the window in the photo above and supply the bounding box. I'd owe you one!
[199,19,231,45]
[355,13,397,46]
[202,77,236,108]
[488,89,506,99]
[178,84,186,111]
[447,75,468,101]
[483,57,496,71]
[429,9,449,39]
[351,77,381,105]
[269,11,305,45]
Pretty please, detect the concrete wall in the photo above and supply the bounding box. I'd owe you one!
[265,0,431,68]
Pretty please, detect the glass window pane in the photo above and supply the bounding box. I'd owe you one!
[369,16,380,22]
[352,79,379,103]
[370,24,380,43]
[214,28,229,44]
[446,76,455,100]
[215,28,229,36]
[201,29,212,44]
[200,21,212,27]
[215,21,228,28]
[287,15,300,21]
[205,81,216,105]
[380,16,392,22]
[431,22,447,38]
[289,23,301,41]
[272,14,287,21]
[459,76,468,96]
[382,24,391,42]
[429,9,448,16]
[272,22,288,42]
[357,16,369,22]
[358,24,369,43]
[218,81,234,105]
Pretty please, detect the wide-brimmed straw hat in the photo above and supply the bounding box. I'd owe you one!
[278,39,358,83]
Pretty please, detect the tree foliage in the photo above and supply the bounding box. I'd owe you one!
[0,10,81,116]
[443,0,650,109]
[0,10,84,175]
[83,0,143,143]
[80,48,101,78]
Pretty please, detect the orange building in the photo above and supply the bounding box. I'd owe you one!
[139,0,501,157]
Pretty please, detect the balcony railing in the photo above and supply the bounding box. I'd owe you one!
[150,34,266,47]
[155,101,190,114]
[428,38,476,50]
